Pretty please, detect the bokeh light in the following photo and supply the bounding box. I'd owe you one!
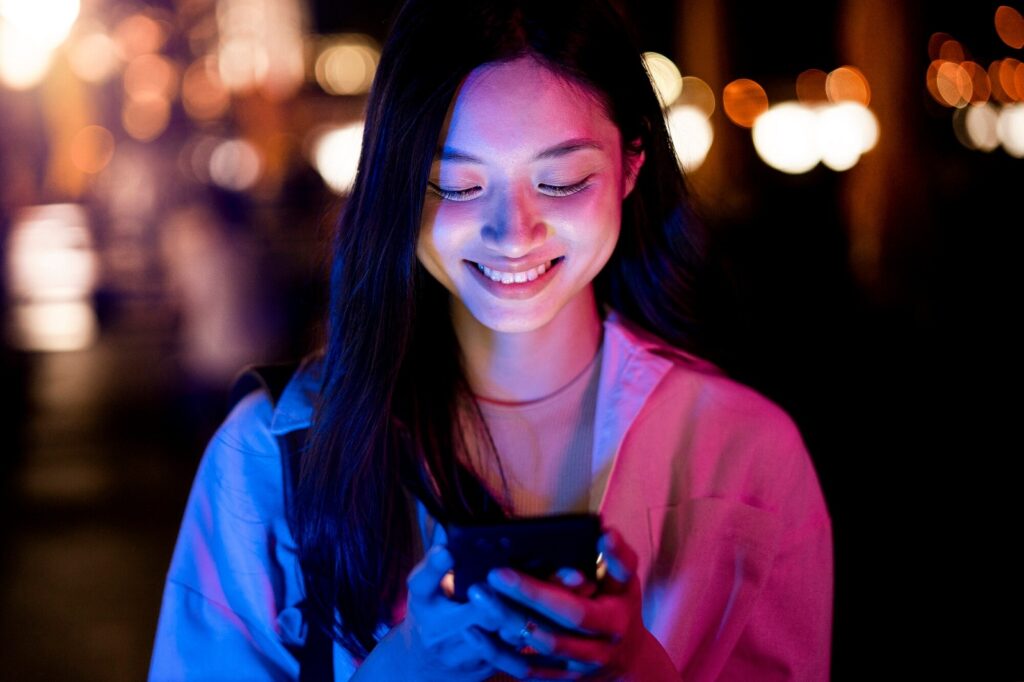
[928,60,972,108]
[938,39,965,63]
[0,0,80,48]
[752,101,878,174]
[996,102,1024,157]
[998,58,1022,101]
[314,34,380,96]
[642,51,683,107]
[182,56,230,121]
[722,78,768,128]
[70,125,116,174]
[961,61,991,104]
[218,38,269,93]
[6,204,98,303]
[0,0,81,89]
[988,60,1011,103]
[955,103,999,151]
[310,123,364,195]
[665,104,713,172]
[796,69,829,103]
[676,76,715,119]
[0,23,54,89]
[209,139,262,191]
[124,53,179,101]
[995,5,1024,49]
[752,103,820,174]
[67,24,120,84]
[112,12,166,61]
[826,66,871,106]
[817,103,877,171]
[10,301,98,352]
[928,32,955,61]
[217,0,306,100]
[123,92,171,142]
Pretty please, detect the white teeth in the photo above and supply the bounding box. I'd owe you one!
[475,259,558,284]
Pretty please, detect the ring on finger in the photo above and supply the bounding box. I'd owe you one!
[517,619,537,646]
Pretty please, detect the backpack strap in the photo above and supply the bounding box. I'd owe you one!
[228,362,334,682]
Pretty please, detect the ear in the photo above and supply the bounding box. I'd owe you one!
[622,139,645,199]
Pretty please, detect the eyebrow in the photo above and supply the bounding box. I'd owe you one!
[435,138,605,163]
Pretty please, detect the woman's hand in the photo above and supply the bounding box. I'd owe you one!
[484,527,678,681]
[380,535,583,681]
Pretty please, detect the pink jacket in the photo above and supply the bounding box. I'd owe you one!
[149,310,833,680]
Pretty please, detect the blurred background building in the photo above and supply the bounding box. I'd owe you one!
[1,0,1020,679]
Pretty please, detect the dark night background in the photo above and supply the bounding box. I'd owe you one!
[1,0,1020,679]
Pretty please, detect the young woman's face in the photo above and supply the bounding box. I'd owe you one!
[417,55,644,334]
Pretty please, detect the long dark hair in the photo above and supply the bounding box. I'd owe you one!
[297,0,706,658]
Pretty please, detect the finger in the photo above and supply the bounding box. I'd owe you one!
[489,568,618,634]
[468,583,558,649]
[464,627,534,679]
[527,628,613,669]
[597,528,637,586]
[553,568,598,598]
[553,568,585,588]
[466,583,507,632]
[407,545,454,599]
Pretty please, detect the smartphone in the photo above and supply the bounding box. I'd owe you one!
[445,512,602,602]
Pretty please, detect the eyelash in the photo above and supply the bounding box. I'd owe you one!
[427,179,590,202]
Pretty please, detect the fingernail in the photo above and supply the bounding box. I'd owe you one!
[556,567,584,587]
[489,567,518,587]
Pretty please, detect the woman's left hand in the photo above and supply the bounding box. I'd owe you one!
[485,527,677,681]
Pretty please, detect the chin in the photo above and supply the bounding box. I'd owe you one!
[465,301,560,335]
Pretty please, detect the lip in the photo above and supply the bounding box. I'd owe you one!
[464,257,563,300]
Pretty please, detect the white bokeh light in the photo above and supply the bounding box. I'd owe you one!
[996,103,1024,158]
[665,105,713,172]
[642,51,682,107]
[0,0,81,88]
[816,102,877,171]
[963,103,1000,152]
[68,27,120,83]
[752,103,820,174]
[0,0,80,48]
[209,139,262,191]
[310,123,364,195]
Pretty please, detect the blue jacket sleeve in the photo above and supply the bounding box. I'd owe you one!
[148,390,307,681]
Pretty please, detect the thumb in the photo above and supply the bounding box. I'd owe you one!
[407,544,454,599]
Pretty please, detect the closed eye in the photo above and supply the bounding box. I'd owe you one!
[427,183,480,201]
[539,178,591,197]
[427,177,591,202]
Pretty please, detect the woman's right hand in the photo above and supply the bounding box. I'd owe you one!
[394,543,525,680]
[381,539,582,681]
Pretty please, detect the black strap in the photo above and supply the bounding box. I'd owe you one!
[228,362,334,681]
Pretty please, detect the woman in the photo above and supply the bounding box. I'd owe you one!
[150,0,833,679]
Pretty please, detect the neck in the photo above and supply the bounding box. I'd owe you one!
[452,288,603,403]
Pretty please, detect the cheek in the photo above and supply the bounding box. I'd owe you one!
[547,189,623,246]
[417,214,467,289]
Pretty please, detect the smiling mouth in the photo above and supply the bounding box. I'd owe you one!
[468,257,565,284]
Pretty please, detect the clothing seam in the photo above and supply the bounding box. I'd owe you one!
[167,577,277,638]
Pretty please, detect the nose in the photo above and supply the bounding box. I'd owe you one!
[480,183,547,257]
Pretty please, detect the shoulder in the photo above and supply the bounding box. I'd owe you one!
[606,315,813,510]
[195,353,322,522]
[602,310,802,449]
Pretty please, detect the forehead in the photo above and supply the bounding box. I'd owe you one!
[436,56,621,163]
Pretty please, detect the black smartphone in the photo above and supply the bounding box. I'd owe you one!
[445,512,602,602]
